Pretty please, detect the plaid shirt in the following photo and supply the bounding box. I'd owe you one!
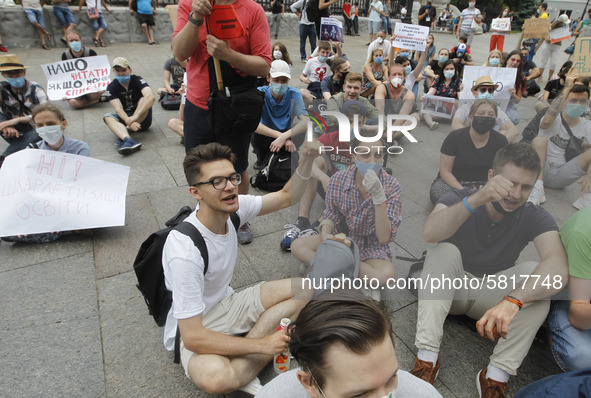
[0,80,47,121]
[323,167,402,260]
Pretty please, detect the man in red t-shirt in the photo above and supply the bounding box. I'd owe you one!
[172,0,271,243]
[342,0,353,35]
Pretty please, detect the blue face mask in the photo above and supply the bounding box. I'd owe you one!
[400,52,410,58]
[444,70,455,79]
[374,56,383,64]
[565,103,586,118]
[438,55,448,63]
[404,66,412,75]
[478,92,494,100]
[318,55,328,63]
[6,76,25,88]
[355,159,382,176]
[271,82,288,96]
[70,41,82,52]
[115,75,131,84]
[489,58,500,66]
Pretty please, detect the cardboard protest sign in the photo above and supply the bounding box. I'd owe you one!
[206,4,244,40]
[491,18,511,32]
[549,26,571,44]
[0,150,130,236]
[573,38,591,77]
[392,23,429,52]
[320,17,344,43]
[522,18,550,39]
[41,55,110,100]
[421,95,456,119]
[166,4,178,28]
[459,66,517,111]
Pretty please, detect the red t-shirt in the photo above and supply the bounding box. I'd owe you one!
[173,0,272,109]
[342,3,351,17]
[318,131,354,175]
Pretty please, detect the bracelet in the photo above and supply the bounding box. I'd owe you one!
[188,11,204,27]
[295,167,311,181]
[462,197,476,213]
[503,295,523,310]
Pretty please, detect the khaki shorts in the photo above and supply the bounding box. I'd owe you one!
[180,282,265,377]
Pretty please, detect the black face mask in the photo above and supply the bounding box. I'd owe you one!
[472,116,496,134]
[491,200,525,218]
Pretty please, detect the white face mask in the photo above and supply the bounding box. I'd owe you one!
[273,50,283,60]
[36,125,63,146]
[382,389,397,398]
[377,37,384,44]
[469,2,475,8]
[502,11,508,16]
[390,77,404,88]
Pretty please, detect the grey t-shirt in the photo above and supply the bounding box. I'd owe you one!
[255,369,443,398]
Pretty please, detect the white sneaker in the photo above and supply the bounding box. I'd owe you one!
[573,194,591,210]
[527,185,546,205]
[238,377,263,396]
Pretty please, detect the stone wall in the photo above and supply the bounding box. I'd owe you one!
[0,6,398,48]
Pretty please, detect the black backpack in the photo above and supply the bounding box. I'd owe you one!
[305,0,319,22]
[159,92,181,110]
[133,206,240,362]
[250,149,298,192]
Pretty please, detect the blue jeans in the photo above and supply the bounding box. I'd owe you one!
[91,12,108,31]
[0,122,40,158]
[53,5,76,27]
[353,16,359,34]
[548,300,591,372]
[299,24,317,60]
[381,16,391,33]
[24,9,47,29]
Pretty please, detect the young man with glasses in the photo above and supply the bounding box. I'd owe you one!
[161,141,318,396]
[451,76,519,142]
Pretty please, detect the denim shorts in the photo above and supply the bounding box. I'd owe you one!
[24,9,46,29]
[103,111,152,131]
[91,13,108,31]
[368,20,379,34]
[548,300,591,372]
[53,5,77,26]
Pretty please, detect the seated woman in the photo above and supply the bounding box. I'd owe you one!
[483,49,503,67]
[361,48,388,98]
[429,99,509,204]
[501,50,527,125]
[535,61,575,113]
[421,60,462,130]
[423,47,450,92]
[271,41,293,66]
[291,136,402,300]
[2,103,90,243]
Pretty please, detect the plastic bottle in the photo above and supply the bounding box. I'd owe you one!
[273,318,291,374]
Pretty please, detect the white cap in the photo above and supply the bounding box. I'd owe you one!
[270,60,291,79]
[556,14,571,25]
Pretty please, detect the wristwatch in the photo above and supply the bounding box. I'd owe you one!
[188,11,204,26]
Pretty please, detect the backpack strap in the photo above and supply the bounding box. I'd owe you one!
[173,222,209,273]
[174,325,181,364]
[230,212,240,231]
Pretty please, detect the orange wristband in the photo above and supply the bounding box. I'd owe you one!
[503,295,523,310]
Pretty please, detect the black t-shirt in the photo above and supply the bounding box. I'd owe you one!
[272,0,283,14]
[105,74,150,115]
[544,79,564,101]
[61,48,97,60]
[427,59,443,78]
[321,75,344,96]
[439,127,509,182]
[418,5,436,26]
[438,188,558,276]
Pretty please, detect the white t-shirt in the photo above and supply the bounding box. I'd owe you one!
[368,1,383,22]
[303,57,332,83]
[162,195,262,350]
[539,113,591,166]
[22,0,43,10]
[367,39,392,61]
[454,103,511,132]
[404,72,417,92]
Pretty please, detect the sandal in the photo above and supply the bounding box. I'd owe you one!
[42,44,50,50]
[99,39,106,47]
[93,37,99,46]
[45,32,52,41]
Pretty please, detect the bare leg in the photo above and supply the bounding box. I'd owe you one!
[531,136,548,181]
[291,234,323,269]
[168,118,184,137]
[141,23,151,43]
[298,157,326,219]
[361,258,396,286]
[32,23,48,46]
[104,116,131,140]
[96,27,106,42]
[361,84,377,98]
[68,92,101,109]
[148,25,155,42]
[548,69,554,81]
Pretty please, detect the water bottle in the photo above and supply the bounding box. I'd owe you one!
[273,318,291,374]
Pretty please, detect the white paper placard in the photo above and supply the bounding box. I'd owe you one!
[393,23,429,52]
[458,66,517,111]
[41,55,111,100]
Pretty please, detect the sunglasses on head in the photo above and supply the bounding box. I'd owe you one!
[478,87,495,94]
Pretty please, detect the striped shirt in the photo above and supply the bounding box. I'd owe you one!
[460,7,481,31]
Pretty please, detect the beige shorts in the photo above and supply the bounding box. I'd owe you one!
[180,282,265,377]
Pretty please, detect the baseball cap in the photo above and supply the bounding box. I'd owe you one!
[342,100,366,116]
[270,60,291,79]
[112,57,131,69]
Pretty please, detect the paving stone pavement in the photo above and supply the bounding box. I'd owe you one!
[0,28,576,398]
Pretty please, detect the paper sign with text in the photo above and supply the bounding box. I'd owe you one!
[549,26,571,44]
[522,18,550,39]
[491,18,511,32]
[393,23,429,52]
[573,38,591,77]
[320,17,344,43]
[0,149,130,236]
[41,55,111,100]
[459,66,517,111]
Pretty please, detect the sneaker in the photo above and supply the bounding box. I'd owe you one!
[301,58,307,63]
[430,122,439,130]
[237,223,253,244]
[0,44,7,52]
[280,224,301,251]
[527,185,546,205]
[410,357,440,385]
[238,377,263,396]
[117,137,142,155]
[573,193,591,210]
[476,366,508,398]
[114,138,123,147]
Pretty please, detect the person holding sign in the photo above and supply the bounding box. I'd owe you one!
[0,54,47,166]
[421,60,462,131]
[538,14,571,83]
[489,7,512,53]
[501,50,527,125]
[103,57,155,156]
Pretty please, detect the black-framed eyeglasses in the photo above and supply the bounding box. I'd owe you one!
[479,87,496,94]
[193,172,242,190]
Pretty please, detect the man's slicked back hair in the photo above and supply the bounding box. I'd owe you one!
[492,143,541,177]
[183,143,236,186]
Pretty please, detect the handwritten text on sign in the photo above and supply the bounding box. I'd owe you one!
[458,66,517,111]
[393,23,429,52]
[0,149,130,236]
[41,55,111,100]
[573,38,591,77]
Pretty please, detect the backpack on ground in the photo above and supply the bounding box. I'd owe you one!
[250,148,298,192]
[133,206,240,362]
[159,92,181,110]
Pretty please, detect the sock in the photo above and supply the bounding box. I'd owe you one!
[417,348,438,365]
[296,216,310,230]
[486,364,509,383]
[534,179,544,190]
